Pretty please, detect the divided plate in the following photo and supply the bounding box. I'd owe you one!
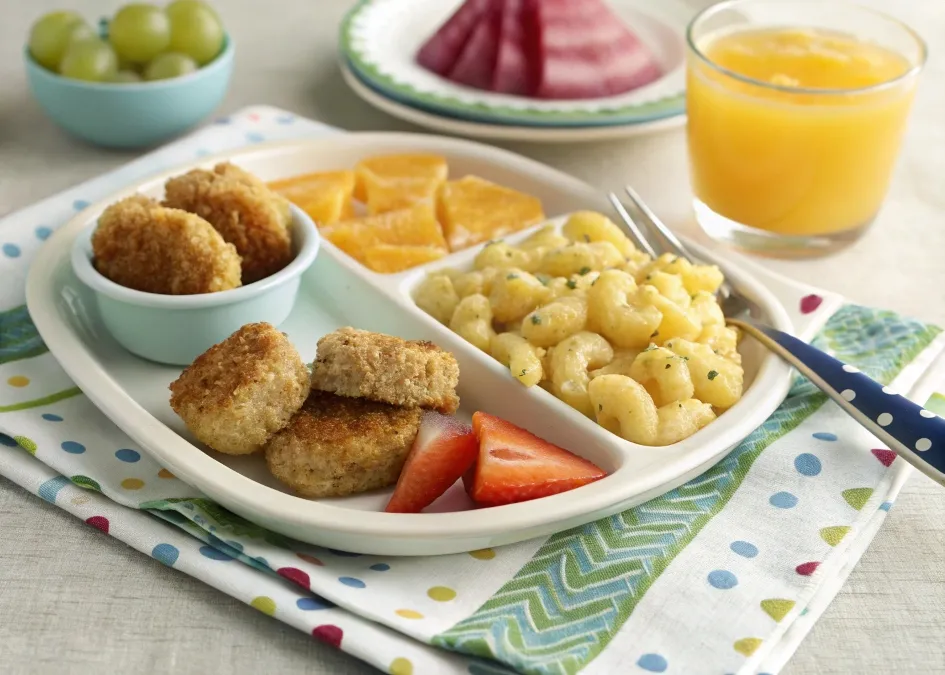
[25,134,838,555]
[340,0,689,128]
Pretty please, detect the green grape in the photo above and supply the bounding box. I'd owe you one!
[28,11,95,71]
[108,4,171,64]
[166,1,224,65]
[144,52,198,80]
[59,39,119,82]
[109,69,143,83]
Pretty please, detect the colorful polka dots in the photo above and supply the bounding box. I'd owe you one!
[277,567,311,589]
[121,478,144,490]
[707,570,738,589]
[880,501,893,511]
[760,598,795,622]
[246,132,265,143]
[733,637,762,656]
[61,441,85,454]
[370,563,390,571]
[71,475,101,491]
[296,553,324,566]
[395,609,424,619]
[637,653,668,672]
[794,453,822,476]
[2,243,21,258]
[799,294,822,314]
[71,495,90,506]
[115,448,141,463]
[730,541,758,558]
[877,412,893,427]
[842,487,873,510]
[276,115,295,125]
[15,436,37,454]
[916,438,932,452]
[297,596,333,611]
[152,543,179,566]
[7,375,29,387]
[199,546,233,561]
[38,476,70,503]
[312,624,343,648]
[819,526,850,547]
[250,596,277,616]
[769,491,798,508]
[389,657,413,675]
[811,432,837,441]
[35,226,52,240]
[840,389,856,401]
[158,468,175,479]
[338,576,366,589]
[795,561,820,576]
[41,413,63,422]
[871,448,896,466]
[841,364,859,374]
[73,199,90,211]
[920,408,937,419]
[427,586,457,602]
[85,515,109,534]
[469,548,495,560]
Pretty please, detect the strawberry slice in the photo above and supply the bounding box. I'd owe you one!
[469,412,606,507]
[385,411,479,514]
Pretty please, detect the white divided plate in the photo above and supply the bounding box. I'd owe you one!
[340,0,689,128]
[25,134,839,556]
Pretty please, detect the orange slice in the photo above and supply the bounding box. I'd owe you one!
[354,154,448,203]
[268,170,355,225]
[321,201,448,258]
[363,245,447,273]
[437,176,545,251]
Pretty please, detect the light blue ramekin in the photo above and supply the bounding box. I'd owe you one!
[24,35,234,149]
[71,203,320,366]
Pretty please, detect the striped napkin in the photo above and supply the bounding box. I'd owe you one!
[2,106,942,675]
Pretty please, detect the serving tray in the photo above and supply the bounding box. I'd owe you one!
[25,133,840,555]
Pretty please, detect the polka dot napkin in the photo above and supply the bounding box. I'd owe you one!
[2,107,945,675]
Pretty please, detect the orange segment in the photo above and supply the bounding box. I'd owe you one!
[362,172,443,215]
[363,245,447,273]
[354,154,448,203]
[321,201,447,258]
[437,176,545,251]
[268,170,355,225]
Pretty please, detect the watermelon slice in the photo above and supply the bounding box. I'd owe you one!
[447,3,502,90]
[533,0,662,99]
[416,0,495,75]
[492,0,538,95]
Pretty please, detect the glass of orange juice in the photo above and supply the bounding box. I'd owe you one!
[686,0,926,257]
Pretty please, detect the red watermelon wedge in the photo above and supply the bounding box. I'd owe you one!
[416,0,495,75]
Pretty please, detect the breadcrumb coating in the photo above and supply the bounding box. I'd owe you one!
[265,390,422,498]
[169,322,310,455]
[311,327,460,414]
[92,194,241,295]
[163,162,293,283]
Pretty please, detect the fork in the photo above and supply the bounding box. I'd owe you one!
[608,188,945,487]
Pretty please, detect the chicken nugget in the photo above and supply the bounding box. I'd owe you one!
[311,327,460,414]
[163,162,293,283]
[170,322,309,455]
[92,195,241,295]
[265,390,422,498]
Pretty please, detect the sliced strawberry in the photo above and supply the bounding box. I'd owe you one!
[469,412,606,507]
[385,411,479,514]
[462,460,477,498]
[416,0,496,75]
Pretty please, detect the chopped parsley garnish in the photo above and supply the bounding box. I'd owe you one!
[665,363,671,369]
[520,369,527,377]
[531,315,542,325]
[506,273,519,280]
[650,329,659,338]
[598,403,603,412]
[583,234,591,243]
[708,370,719,380]
[566,279,578,290]
[578,266,591,275]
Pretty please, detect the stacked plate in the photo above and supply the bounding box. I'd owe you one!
[339,0,691,142]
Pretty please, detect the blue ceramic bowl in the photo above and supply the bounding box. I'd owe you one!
[71,202,320,366]
[24,36,234,149]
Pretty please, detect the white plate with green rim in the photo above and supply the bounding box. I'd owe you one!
[340,0,690,129]
[26,134,839,556]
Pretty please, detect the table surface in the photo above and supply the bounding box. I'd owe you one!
[2,1,944,673]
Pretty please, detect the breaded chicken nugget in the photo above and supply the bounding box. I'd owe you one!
[169,322,309,455]
[311,327,460,414]
[163,162,293,283]
[265,390,422,498]
[93,194,241,295]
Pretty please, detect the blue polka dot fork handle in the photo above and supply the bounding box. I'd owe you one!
[608,188,945,488]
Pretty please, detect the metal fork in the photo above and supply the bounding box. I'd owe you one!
[608,188,945,487]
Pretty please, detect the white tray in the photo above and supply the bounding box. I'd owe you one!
[25,134,841,555]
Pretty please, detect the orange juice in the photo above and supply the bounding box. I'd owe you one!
[687,27,918,237]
